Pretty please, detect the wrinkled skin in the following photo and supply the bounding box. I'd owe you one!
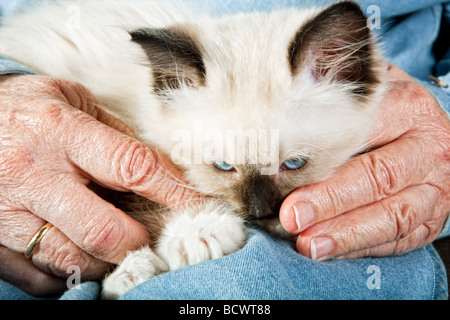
[0,75,202,296]
[1,64,449,296]
[280,65,450,261]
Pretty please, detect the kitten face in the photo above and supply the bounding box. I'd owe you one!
[132,2,387,219]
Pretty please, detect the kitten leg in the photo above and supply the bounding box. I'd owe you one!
[101,201,246,298]
[156,201,247,271]
[101,246,168,300]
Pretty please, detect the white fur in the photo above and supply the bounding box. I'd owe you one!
[102,203,246,299]
[101,245,168,300]
[156,204,247,270]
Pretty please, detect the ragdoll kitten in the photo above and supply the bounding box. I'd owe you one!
[0,0,386,298]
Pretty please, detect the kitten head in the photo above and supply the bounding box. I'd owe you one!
[130,1,386,219]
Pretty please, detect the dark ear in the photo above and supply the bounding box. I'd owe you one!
[288,1,379,98]
[130,27,206,93]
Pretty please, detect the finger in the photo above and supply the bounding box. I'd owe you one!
[95,105,137,138]
[341,225,431,259]
[67,108,201,210]
[57,81,137,138]
[31,225,111,279]
[47,90,203,210]
[0,208,111,278]
[295,184,440,261]
[24,175,150,264]
[0,245,66,297]
[280,133,430,234]
[0,205,47,252]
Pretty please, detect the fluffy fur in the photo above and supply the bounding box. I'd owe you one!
[0,0,387,298]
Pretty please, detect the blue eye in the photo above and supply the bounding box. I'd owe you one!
[213,162,235,172]
[282,157,308,170]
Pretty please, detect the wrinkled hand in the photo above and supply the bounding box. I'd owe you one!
[280,65,450,261]
[0,75,201,296]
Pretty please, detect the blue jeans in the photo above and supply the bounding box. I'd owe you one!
[0,228,447,300]
[0,0,449,300]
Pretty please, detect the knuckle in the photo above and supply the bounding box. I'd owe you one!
[392,226,429,255]
[394,81,433,112]
[413,84,440,114]
[161,182,187,208]
[406,82,428,101]
[437,126,450,166]
[31,77,70,103]
[36,236,86,277]
[58,80,96,113]
[382,201,416,240]
[36,77,64,93]
[362,153,398,199]
[117,143,157,190]
[36,77,84,103]
[320,182,345,216]
[32,80,94,129]
[424,216,445,241]
[51,248,85,276]
[391,240,410,256]
[443,138,450,162]
[82,217,124,259]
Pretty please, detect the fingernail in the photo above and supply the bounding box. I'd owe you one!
[311,237,334,261]
[293,202,315,232]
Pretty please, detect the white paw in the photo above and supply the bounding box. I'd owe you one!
[101,246,168,300]
[156,203,247,271]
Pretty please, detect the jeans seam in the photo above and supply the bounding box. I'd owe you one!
[425,246,437,299]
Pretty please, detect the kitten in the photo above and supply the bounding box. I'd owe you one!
[0,0,386,298]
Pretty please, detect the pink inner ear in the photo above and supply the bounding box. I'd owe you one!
[303,44,344,82]
[299,67,317,85]
[308,36,368,83]
[289,2,375,87]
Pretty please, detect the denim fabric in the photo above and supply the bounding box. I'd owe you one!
[119,228,447,300]
[0,56,36,75]
[0,279,99,300]
[0,228,446,300]
[0,0,448,300]
[0,280,46,300]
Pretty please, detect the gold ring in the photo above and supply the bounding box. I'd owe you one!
[24,222,53,259]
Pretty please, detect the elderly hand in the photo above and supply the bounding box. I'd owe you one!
[280,65,450,261]
[0,75,201,296]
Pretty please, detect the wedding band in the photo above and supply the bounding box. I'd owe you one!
[24,222,53,259]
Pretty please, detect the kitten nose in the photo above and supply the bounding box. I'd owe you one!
[239,173,281,219]
[246,184,279,218]
[249,201,275,218]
